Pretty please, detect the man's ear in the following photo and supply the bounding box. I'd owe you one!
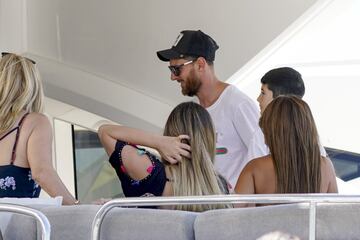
[195,57,207,72]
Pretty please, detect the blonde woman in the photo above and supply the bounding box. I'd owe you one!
[0,52,77,205]
[98,102,231,212]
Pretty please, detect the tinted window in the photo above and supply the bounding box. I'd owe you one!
[73,127,124,203]
[326,147,360,181]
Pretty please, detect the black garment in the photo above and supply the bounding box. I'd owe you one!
[109,140,167,197]
[0,114,41,198]
[109,140,230,199]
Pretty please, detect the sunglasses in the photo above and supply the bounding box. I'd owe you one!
[168,60,194,76]
[1,52,36,64]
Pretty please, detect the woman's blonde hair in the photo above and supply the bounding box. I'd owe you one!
[163,102,230,212]
[259,96,321,193]
[0,53,44,133]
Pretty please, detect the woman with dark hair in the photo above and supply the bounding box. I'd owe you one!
[98,101,231,212]
[235,96,337,200]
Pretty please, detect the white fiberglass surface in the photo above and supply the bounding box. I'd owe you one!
[231,0,360,155]
[231,0,360,192]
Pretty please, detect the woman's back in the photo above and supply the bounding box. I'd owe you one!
[0,113,47,167]
[235,96,338,197]
[0,112,44,197]
[237,155,338,195]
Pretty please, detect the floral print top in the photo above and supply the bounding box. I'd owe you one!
[0,165,41,198]
[0,113,41,198]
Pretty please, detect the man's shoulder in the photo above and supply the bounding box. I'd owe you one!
[222,84,253,102]
[219,85,258,115]
[207,84,258,116]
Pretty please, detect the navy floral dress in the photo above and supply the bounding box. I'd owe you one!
[0,114,41,198]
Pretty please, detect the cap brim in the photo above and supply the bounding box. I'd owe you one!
[156,48,181,62]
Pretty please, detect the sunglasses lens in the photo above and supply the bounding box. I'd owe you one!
[169,66,180,76]
[174,67,180,76]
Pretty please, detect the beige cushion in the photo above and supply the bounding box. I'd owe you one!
[4,205,197,240]
[194,203,309,240]
[100,208,197,240]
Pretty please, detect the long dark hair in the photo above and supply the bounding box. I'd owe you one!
[259,96,321,193]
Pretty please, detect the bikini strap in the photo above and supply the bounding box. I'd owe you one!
[0,127,18,142]
[10,113,29,164]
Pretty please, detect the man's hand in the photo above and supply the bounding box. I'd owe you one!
[158,135,191,164]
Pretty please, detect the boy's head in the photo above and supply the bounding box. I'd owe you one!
[257,67,305,113]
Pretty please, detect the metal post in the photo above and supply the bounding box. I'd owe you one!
[0,203,51,240]
[309,201,317,240]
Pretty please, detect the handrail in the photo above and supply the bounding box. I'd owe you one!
[91,194,360,240]
[0,203,51,240]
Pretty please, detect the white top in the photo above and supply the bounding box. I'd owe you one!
[206,85,268,187]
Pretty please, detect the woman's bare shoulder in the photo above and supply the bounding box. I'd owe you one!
[244,155,274,181]
[25,113,50,124]
[320,156,338,193]
[321,156,336,175]
[26,112,49,120]
[247,155,272,168]
[321,156,335,169]
[23,113,51,132]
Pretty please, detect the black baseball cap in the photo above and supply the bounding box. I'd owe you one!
[157,30,219,62]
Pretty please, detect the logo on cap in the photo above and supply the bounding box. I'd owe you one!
[173,33,184,47]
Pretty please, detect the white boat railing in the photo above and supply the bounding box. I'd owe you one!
[0,203,51,240]
[91,194,360,240]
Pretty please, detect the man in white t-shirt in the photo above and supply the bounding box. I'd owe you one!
[156,30,267,187]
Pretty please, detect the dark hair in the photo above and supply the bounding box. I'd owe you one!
[259,96,321,193]
[261,67,305,98]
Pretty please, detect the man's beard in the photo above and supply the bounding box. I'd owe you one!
[182,70,201,97]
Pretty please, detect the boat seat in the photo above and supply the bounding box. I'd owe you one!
[3,202,360,240]
[194,203,308,240]
[4,205,197,240]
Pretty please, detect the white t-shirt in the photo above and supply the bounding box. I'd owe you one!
[206,85,268,187]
